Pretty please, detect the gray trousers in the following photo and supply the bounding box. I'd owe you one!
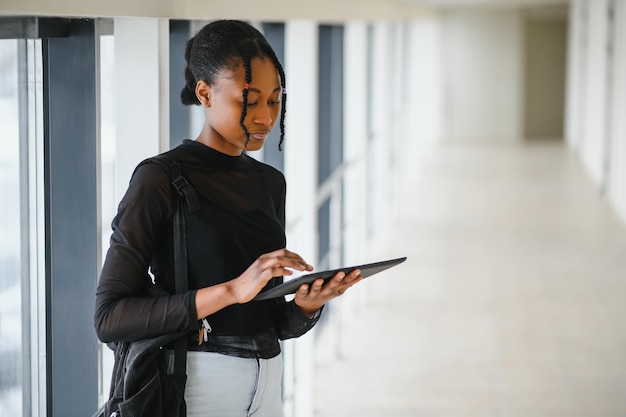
[184,351,284,417]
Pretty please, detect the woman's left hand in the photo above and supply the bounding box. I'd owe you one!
[294,269,363,317]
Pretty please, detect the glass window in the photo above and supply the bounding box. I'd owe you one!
[0,39,22,416]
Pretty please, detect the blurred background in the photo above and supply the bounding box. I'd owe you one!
[1,0,625,416]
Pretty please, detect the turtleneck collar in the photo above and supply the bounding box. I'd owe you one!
[181,139,251,170]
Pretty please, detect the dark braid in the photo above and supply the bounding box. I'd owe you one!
[267,53,287,151]
[181,20,287,150]
[239,54,252,148]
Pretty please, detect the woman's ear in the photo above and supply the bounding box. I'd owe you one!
[195,80,211,107]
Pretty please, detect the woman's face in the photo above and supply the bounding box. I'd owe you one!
[199,57,282,156]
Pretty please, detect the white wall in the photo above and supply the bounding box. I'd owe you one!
[440,8,524,143]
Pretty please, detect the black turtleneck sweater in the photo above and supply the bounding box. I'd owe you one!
[94,140,319,358]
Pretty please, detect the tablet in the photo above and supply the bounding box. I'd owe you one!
[253,256,407,301]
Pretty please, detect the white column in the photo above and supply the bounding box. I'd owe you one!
[565,0,585,149]
[282,19,319,417]
[368,21,393,243]
[114,17,170,202]
[342,21,369,267]
[284,20,319,264]
[609,0,626,224]
[580,0,610,186]
[405,17,442,181]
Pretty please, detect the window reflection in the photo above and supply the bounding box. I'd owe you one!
[0,39,23,416]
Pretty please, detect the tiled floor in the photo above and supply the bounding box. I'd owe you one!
[313,141,626,417]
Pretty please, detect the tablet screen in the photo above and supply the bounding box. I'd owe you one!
[253,256,407,301]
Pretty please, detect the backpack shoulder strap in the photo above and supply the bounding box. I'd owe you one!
[136,155,201,213]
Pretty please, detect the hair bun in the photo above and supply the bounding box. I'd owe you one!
[180,66,201,106]
[180,85,199,106]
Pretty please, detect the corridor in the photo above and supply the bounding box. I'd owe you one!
[313,141,626,417]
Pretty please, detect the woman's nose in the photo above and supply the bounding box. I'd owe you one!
[253,104,273,126]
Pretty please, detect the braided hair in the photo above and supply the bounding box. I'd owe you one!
[181,20,287,150]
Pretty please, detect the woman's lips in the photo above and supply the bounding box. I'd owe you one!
[249,132,269,141]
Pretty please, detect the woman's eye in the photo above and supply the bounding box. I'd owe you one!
[269,100,281,106]
[247,102,257,107]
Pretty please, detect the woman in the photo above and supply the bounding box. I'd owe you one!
[94,19,362,416]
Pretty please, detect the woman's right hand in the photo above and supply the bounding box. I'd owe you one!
[195,249,313,319]
[228,248,313,304]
